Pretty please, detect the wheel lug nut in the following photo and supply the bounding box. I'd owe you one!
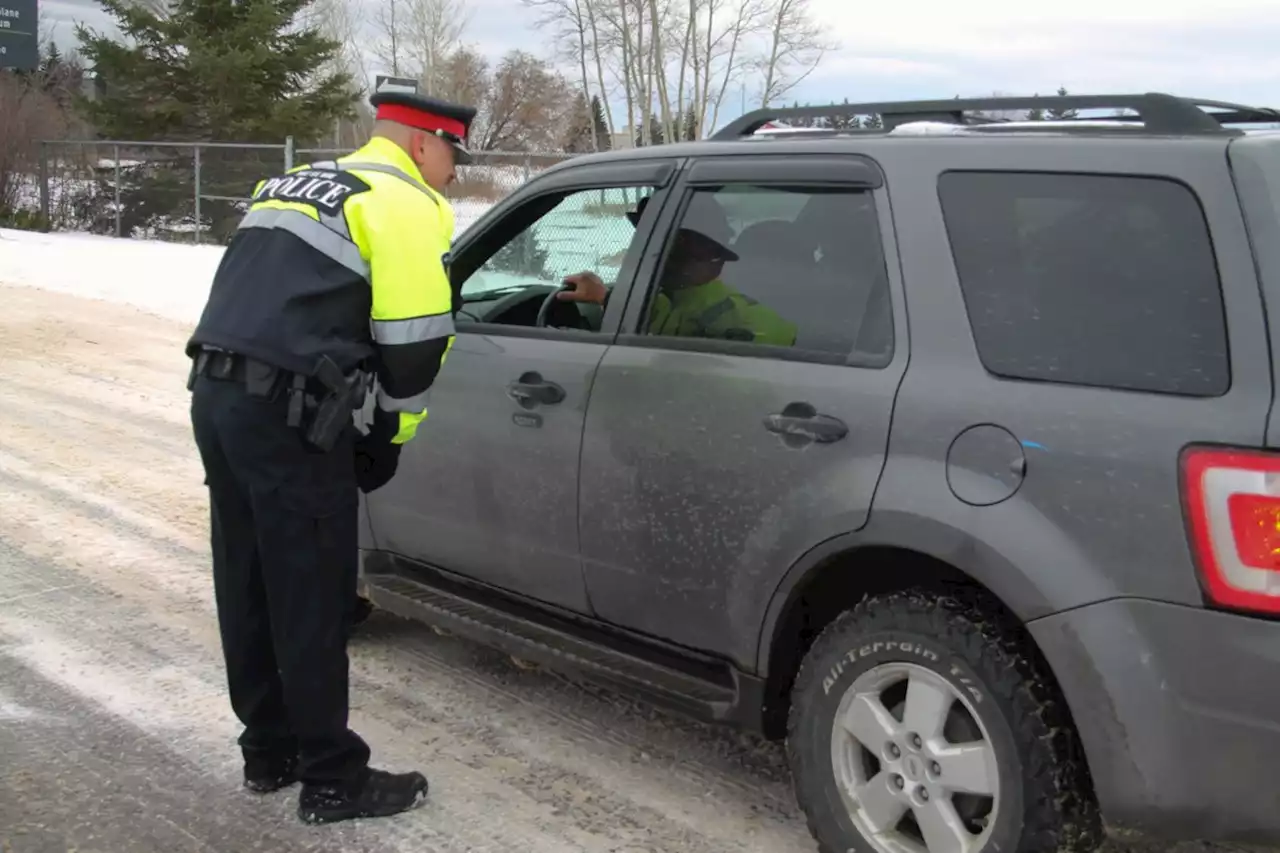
[931,761,942,776]
[910,734,923,749]
[918,787,930,801]
[888,743,901,759]
[892,774,905,790]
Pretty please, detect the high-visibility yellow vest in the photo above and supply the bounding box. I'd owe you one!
[187,136,456,444]
[650,279,798,347]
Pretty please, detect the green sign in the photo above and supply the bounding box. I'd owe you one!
[0,0,37,71]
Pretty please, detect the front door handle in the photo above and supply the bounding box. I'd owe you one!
[763,402,848,443]
[507,371,566,406]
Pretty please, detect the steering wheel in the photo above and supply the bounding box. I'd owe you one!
[535,283,574,328]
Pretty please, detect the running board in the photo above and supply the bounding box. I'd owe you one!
[361,566,749,724]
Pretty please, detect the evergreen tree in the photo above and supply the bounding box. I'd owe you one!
[1046,86,1079,120]
[590,95,611,150]
[14,40,87,109]
[634,113,664,146]
[789,100,816,129]
[39,42,63,79]
[562,91,595,153]
[73,0,357,243]
[829,98,858,130]
[682,103,699,140]
[1026,94,1046,121]
[75,0,355,143]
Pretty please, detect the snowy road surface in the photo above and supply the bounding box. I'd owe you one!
[0,227,1266,853]
[0,284,809,852]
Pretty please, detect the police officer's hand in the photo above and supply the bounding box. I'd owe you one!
[355,438,401,493]
[354,408,402,493]
[556,272,607,304]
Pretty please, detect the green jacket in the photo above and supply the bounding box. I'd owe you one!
[650,279,797,347]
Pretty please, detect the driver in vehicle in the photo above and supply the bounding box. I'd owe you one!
[556,196,798,347]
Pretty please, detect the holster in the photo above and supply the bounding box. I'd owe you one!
[295,355,371,452]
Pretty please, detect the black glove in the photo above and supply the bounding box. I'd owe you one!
[354,407,402,493]
[355,438,401,493]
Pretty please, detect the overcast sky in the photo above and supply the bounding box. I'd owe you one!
[39,0,1280,130]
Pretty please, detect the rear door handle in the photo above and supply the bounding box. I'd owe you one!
[763,402,848,443]
[507,371,566,406]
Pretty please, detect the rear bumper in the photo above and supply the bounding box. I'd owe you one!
[1028,598,1280,845]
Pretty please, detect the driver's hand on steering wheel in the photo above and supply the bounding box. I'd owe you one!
[557,271,607,304]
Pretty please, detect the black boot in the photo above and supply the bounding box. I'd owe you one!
[244,753,299,794]
[297,768,429,824]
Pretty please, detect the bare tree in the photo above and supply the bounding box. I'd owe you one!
[402,0,471,94]
[754,0,835,108]
[479,50,577,151]
[371,0,404,76]
[371,0,470,92]
[521,0,596,147]
[297,0,373,146]
[435,48,577,153]
[701,0,767,134]
[0,66,80,220]
[584,0,615,137]
[434,46,491,110]
[524,0,834,146]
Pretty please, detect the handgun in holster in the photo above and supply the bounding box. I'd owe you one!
[297,355,371,452]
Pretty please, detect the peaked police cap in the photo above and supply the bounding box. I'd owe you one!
[370,90,478,165]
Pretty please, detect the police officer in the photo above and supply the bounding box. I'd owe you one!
[185,89,475,825]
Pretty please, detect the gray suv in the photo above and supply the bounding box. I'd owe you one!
[356,93,1280,853]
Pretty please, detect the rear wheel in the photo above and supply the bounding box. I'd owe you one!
[786,590,1100,853]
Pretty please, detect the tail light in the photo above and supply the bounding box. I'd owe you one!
[1181,446,1280,615]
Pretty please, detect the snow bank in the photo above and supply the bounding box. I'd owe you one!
[0,228,225,325]
[0,198,497,325]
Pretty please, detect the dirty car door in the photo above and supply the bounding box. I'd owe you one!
[577,155,906,667]
[362,159,678,613]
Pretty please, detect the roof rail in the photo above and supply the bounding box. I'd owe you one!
[711,93,1279,140]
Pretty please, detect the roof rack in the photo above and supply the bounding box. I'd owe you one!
[711,93,1280,140]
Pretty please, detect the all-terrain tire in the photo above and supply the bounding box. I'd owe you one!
[786,590,1102,853]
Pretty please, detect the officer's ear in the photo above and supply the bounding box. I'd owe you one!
[406,129,427,163]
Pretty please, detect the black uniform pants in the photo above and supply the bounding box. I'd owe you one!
[190,373,371,786]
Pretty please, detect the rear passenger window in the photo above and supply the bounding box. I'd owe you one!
[639,184,894,366]
[938,171,1229,396]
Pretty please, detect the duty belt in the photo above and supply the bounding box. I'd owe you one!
[188,347,371,451]
[188,348,294,399]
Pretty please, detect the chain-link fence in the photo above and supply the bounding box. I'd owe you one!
[28,139,576,245]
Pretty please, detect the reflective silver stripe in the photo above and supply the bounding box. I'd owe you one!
[318,208,351,240]
[239,208,369,280]
[377,386,431,412]
[371,313,455,345]
[340,161,439,206]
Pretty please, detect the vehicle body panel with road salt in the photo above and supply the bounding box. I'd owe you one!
[358,92,1280,853]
